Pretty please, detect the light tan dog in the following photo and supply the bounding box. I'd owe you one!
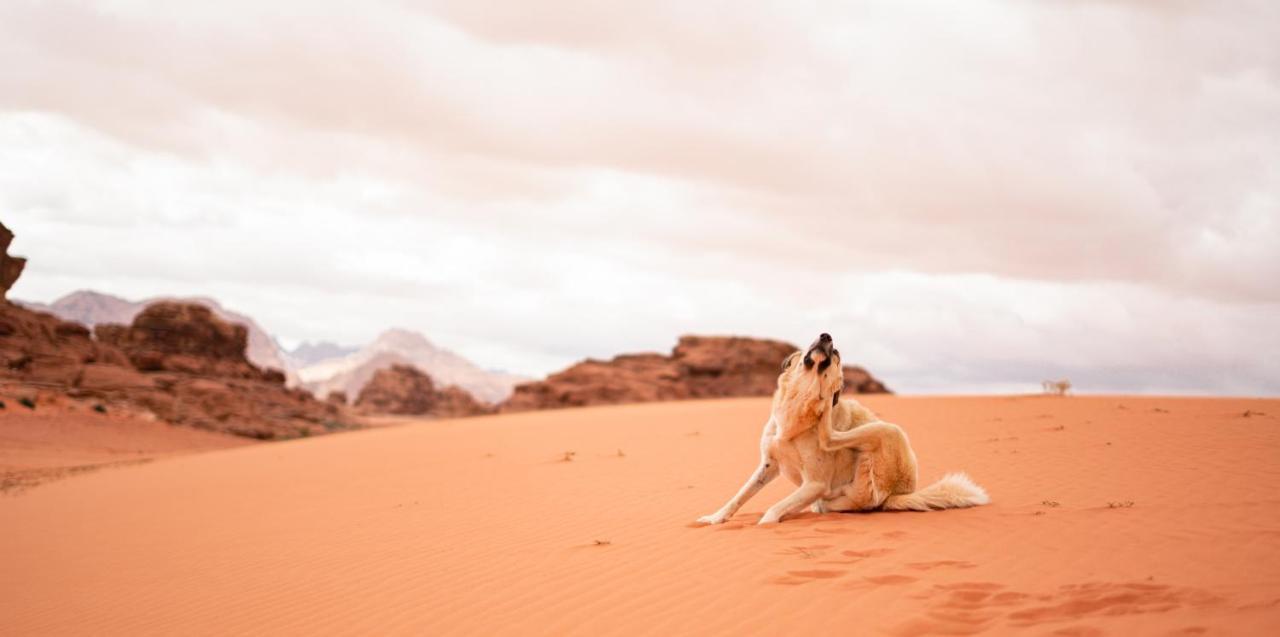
[697,333,988,525]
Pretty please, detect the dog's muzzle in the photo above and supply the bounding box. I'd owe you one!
[803,333,834,371]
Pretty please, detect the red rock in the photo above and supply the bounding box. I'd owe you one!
[0,222,26,300]
[354,364,492,418]
[73,363,157,392]
[842,365,891,394]
[501,335,890,412]
[93,303,264,379]
[0,226,352,440]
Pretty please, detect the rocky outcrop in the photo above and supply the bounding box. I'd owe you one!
[0,301,132,387]
[500,335,890,412]
[25,290,297,384]
[843,366,890,394]
[94,303,261,379]
[0,225,352,440]
[0,223,26,299]
[354,364,492,418]
[88,303,351,438]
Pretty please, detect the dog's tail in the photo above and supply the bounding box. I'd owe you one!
[881,472,990,511]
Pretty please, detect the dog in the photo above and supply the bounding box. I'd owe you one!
[696,333,988,525]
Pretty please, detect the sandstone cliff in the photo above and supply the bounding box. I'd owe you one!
[500,335,890,412]
[354,364,492,418]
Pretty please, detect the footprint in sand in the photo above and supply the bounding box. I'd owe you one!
[1049,626,1104,636]
[863,574,918,585]
[767,576,810,586]
[768,567,846,586]
[887,613,996,636]
[915,580,1222,628]
[788,569,845,579]
[932,583,1028,610]
[839,573,920,592]
[906,560,977,571]
[818,547,893,565]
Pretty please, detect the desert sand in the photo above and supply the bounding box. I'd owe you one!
[0,406,249,494]
[2,395,1278,636]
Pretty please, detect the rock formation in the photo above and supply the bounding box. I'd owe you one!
[94,303,261,378]
[843,365,891,394]
[500,335,890,412]
[354,364,492,418]
[0,224,352,440]
[0,299,132,387]
[0,223,25,299]
[24,290,297,384]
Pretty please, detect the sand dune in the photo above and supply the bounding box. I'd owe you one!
[0,408,248,494]
[3,396,1278,635]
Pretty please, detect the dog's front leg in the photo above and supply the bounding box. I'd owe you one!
[758,480,826,525]
[697,418,780,525]
[696,456,779,525]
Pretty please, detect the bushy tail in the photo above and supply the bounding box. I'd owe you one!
[882,472,989,511]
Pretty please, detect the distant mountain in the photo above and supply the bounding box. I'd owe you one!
[20,290,137,325]
[298,328,526,404]
[286,340,358,367]
[20,290,297,384]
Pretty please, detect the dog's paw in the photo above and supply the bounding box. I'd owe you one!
[696,514,727,525]
[811,500,828,514]
[757,514,782,525]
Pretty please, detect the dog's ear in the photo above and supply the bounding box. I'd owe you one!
[781,352,800,372]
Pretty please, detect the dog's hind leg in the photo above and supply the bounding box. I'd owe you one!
[819,421,897,454]
[821,455,888,512]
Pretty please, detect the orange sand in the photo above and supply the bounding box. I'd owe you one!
[2,396,1278,635]
[0,408,248,493]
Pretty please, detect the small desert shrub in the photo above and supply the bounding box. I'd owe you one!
[92,404,108,414]
[18,396,36,410]
[1041,379,1071,396]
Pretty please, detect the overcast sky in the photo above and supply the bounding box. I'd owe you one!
[2,1,1277,394]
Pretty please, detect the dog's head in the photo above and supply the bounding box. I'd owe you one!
[774,333,845,439]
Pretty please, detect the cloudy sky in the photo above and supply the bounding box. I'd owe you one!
[2,1,1277,394]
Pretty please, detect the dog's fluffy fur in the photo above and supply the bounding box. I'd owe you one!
[697,335,988,525]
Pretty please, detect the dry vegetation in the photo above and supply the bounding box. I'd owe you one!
[1042,379,1072,395]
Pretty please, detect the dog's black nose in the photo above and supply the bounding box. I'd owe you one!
[819,333,831,342]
